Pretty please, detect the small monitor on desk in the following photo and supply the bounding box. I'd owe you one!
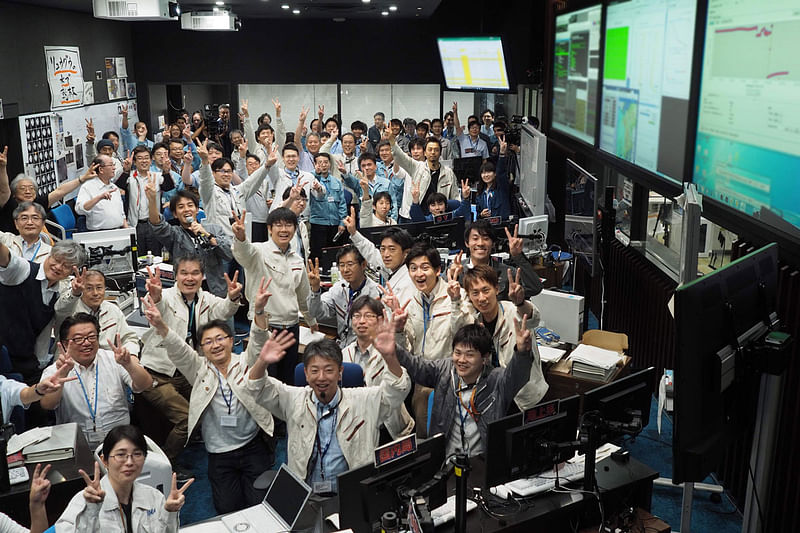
[338,434,446,533]
[485,395,580,488]
[360,218,466,252]
[581,367,655,443]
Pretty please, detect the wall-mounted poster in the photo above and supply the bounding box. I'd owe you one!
[44,46,84,110]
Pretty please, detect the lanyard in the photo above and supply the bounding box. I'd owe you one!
[185,298,196,343]
[215,368,234,415]
[286,169,299,184]
[315,397,340,480]
[75,361,99,431]
[468,136,479,151]
[456,384,478,453]
[421,297,432,354]
[27,241,42,261]
[485,189,494,208]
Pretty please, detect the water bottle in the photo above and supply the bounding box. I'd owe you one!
[330,262,339,284]
[161,246,170,263]
[145,250,154,266]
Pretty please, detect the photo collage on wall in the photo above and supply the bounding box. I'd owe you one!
[24,115,57,194]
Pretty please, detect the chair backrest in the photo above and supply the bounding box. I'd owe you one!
[294,362,365,388]
[50,204,77,238]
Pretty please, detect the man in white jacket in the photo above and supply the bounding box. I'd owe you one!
[246,333,411,494]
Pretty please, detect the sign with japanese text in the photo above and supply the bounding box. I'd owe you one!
[44,46,84,110]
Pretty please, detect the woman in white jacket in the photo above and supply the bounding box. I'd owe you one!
[56,425,191,533]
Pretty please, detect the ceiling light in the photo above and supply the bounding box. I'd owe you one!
[281,4,290,9]
[389,5,397,11]
[213,6,219,11]
[292,8,300,13]
[215,1,224,5]
[381,11,389,15]
[416,6,422,10]
[362,0,371,3]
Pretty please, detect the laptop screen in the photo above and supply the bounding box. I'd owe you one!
[264,465,312,528]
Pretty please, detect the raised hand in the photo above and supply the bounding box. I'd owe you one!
[446,266,462,301]
[514,313,532,352]
[360,136,368,153]
[307,257,321,292]
[311,179,324,194]
[182,123,192,140]
[358,171,369,197]
[271,97,282,117]
[461,178,471,200]
[85,119,95,143]
[196,138,209,164]
[299,105,309,123]
[258,329,296,365]
[498,134,507,155]
[507,267,525,305]
[452,101,458,113]
[120,104,128,118]
[54,344,75,380]
[145,265,163,303]
[79,461,106,504]
[373,309,399,358]
[224,270,243,301]
[317,104,325,120]
[343,206,356,236]
[141,293,167,335]
[29,464,52,505]
[144,171,158,202]
[182,148,194,166]
[391,299,411,332]
[231,209,247,242]
[240,99,249,118]
[112,333,133,367]
[505,224,523,257]
[164,473,194,513]
[253,276,273,313]
[336,159,346,176]
[36,372,76,395]
[411,179,421,204]
[81,163,99,183]
[238,137,249,157]
[448,250,463,281]
[266,142,279,168]
[122,150,133,173]
[71,266,87,296]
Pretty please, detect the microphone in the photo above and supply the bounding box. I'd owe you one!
[185,214,211,246]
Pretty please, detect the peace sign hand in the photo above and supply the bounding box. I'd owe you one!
[122,150,133,173]
[196,138,209,164]
[498,134,507,155]
[35,373,77,395]
[343,206,356,236]
[446,266,462,301]
[231,209,247,242]
[411,179,421,204]
[448,250,464,281]
[336,159,346,175]
[238,137,249,157]
[224,270,243,302]
[271,97,282,117]
[183,148,194,165]
[164,473,194,513]
[112,333,133,368]
[85,119,95,143]
[391,299,411,332]
[144,171,158,201]
[505,224,523,257]
[240,99,249,118]
[461,179,471,200]
[377,282,397,311]
[514,314,532,352]
[317,104,325,120]
[71,266,87,296]
[54,344,75,380]
[266,142,279,168]
[253,276,273,314]
[507,267,525,305]
[29,463,52,505]
[299,105,309,123]
[145,265,163,303]
[141,293,168,335]
[307,258,321,292]
[79,461,106,504]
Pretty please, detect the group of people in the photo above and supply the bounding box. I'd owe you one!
[0,99,546,532]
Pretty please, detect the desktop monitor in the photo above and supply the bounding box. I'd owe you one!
[564,158,599,276]
[360,217,467,253]
[338,434,446,533]
[436,37,511,92]
[72,228,137,287]
[485,395,580,487]
[453,156,483,185]
[518,124,547,215]
[672,243,779,484]
[581,367,656,442]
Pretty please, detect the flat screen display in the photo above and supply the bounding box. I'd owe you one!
[692,0,800,239]
[551,5,603,144]
[437,37,510,91]
[599,0,697,181]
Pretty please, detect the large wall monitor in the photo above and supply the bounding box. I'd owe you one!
[692,0,800,239]
[599,0,697,181]
[437,37,510,92]
[551,4,603,144]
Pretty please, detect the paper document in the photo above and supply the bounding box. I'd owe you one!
[7,427,52,455]
[568,344,622,369]
[538,345,567,363]
[300,326,326,346]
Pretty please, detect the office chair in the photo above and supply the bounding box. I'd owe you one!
[294,362,365,388]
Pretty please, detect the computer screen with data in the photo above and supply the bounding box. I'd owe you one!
[551,4,603,144]
[599,0,697,182]
[693,0,800,239]
[437,37,510,91]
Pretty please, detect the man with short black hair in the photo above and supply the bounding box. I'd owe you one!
[367,112,386,153]
[308,153,348,260]
[346,225,415,305]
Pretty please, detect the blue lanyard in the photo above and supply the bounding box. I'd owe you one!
[485,190,493,207]
[421,298,432,354]
[286,169,299,184]
[456,384,477,453]
[315,398,340,480]
[75,362,99,430]
[468,137,479,151]
[28,241,42,260]
[215,368,234,415]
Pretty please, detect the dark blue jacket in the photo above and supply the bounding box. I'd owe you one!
[476,156,511,220]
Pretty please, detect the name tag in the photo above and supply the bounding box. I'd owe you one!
[313,480,333,494]
[327,196,335,203]
[465,148,476,154]
[220,415,238,427]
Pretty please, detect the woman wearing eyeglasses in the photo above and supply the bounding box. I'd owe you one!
[56,425,192,533]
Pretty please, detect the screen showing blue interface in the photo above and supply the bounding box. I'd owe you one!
[693,0,800,238]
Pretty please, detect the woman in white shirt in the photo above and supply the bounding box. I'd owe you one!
[56,425,191,533]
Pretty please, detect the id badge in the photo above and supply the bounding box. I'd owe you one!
[220,415,238,427]
[327,196,335,203]
[465,148,475,154]
[313,480,333,494]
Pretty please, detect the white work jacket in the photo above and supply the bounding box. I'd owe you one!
[348,231,415,306]
[391,141,459,219]
[54,296,140,355]
[400,278,453,361]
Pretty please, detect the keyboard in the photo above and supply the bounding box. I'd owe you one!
[430,494,478,526]
[501,461,586,497]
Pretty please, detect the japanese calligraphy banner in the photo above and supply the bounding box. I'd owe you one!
[44,46,85,110]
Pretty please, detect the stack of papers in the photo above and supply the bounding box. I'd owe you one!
[23,423,78,463]
[568,344,622,382]
[7,427,52,455]
[537,344,567,364]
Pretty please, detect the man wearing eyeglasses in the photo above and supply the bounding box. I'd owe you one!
[0,201,51,263]
[39,312,153,448]
[75,155,127,230]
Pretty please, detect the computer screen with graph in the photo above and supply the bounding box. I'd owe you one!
[692,0,800,240]
[437,37,510,91]
[599,0,697,182]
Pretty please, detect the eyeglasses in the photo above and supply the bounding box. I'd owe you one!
[214,169,234,174]
[338,261,361,270]
[68,334,98,345]
[16,185,36,192]
[352,312,378,321]
[200,335,232,348]
[16,215,42,222]
[109,451,145,463]
[134,156,151,162]
[271,222,295,230]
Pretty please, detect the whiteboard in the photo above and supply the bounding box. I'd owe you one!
[340,84,392,131]
[443,90,477,120]
[237,84,338,134]
[18,99,139,200]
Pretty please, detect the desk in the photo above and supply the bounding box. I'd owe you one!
[543,355,632,405]
[1,430,94,525]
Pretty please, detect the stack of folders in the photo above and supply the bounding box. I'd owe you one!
[22,423,78,463]
[568,344,622,382]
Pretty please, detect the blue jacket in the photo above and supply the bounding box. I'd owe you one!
[476,156,511,220]
[377,161,405,221]
[309,173,347,226]
[120,126,154,153]
[409,198,472,222]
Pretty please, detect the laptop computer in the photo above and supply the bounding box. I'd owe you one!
[221,464,312,533]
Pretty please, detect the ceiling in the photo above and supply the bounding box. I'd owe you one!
[18,0,442,19]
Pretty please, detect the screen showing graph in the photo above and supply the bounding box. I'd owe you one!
[693,0,800,239]
[551,5,602,144]
[437,37,510,91]
[599,0,696,182]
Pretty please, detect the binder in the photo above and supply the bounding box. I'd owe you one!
[23,422,78,463]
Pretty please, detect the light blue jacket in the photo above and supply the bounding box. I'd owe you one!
[309,173,347,226]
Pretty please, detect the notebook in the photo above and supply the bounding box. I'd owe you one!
[221,464,312,533]
[23,422,78,463]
